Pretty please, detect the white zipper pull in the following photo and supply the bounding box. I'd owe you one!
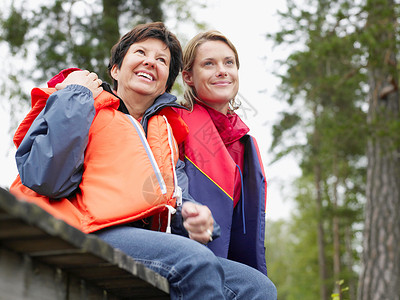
[175,186,182,207]
[165,204,177,234]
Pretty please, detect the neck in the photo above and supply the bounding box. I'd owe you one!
[118,90,156,120]
[197,99,229,115]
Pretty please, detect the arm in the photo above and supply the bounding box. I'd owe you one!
[171,159,221,243]
[16,71,103,198]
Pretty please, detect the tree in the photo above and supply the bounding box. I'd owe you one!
[357,0,400,299]
[266,176,326,300]
[0,0,204,127]
[268,0,368,298]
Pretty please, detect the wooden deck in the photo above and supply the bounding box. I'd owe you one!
[0,187,170,299]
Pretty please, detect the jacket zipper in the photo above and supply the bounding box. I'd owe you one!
[127,114,180,233]
[162,115,182,207]
[162,116,181,233]
[126,114,167,194]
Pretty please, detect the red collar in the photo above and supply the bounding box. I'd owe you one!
[197,101,249,145]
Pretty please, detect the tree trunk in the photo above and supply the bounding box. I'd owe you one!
[357,1,400,299]
[358,120,400,299]
[313,116,329,300]
[315,162,329,300]
[332,160,341,289]
[102,0,121,46]
[344,226,356,300]
[101,0,121,79]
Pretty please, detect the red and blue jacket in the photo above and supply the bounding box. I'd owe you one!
[10,68,221,239]
[176,103,268,275]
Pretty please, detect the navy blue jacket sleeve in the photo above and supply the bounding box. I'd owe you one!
[172,159,221,240]
[16,85,96,198]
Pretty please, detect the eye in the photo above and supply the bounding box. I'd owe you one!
[136,49,145,55]
[204,61,213,66]
[226,59,235,65]
[157,57,166,64]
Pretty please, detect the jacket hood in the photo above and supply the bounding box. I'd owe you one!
[47,68,119,112]
[47,68,81,88]
[13,68,119,148]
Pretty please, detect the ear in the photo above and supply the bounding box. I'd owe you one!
[182,70,194,86]
[110,65,119,81]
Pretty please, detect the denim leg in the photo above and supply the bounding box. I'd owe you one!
[95,226,226,299]
[218,257,277,300]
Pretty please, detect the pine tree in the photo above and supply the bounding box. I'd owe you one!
[268,0,368,298]
[357,0,400,298]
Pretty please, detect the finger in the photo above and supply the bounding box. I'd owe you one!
[188,230,212,244]
[182,202,199,219]
[183,221,205,234]
[92,86,103,99]
[88,72,98,80]
[185,207,212,227]
[55,83,66,90]
[184,216,211,229]
[184,216,214,235]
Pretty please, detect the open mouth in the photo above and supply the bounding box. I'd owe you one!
[137,72,154,81]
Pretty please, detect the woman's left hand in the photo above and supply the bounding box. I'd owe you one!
[181,202,214,244]
[55,70,103,99]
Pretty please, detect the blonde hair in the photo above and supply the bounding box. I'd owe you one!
[182,30,240,111]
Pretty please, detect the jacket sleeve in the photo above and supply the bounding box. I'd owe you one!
[16,84,96,198]
[171,159,221,240]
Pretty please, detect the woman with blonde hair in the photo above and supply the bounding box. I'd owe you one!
[176,30,276,297]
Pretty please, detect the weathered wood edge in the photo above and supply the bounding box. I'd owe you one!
[0,187,170,296]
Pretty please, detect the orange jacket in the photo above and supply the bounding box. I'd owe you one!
[11,86,183,233]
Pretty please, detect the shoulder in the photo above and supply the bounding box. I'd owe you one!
[157,107,189,144]
[90,107,124,135]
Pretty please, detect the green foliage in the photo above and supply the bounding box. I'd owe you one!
[266,177,326,300]
[331,280,349,300]
[0,5,30,55]
[270,111,302,151]
[0,0,203,130]
[266,0,373,299]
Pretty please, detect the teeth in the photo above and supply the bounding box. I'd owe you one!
[137,72,153,81]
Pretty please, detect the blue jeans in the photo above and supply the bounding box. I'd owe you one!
[96,226,277,300]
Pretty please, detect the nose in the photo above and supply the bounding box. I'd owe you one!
[217,71,228,77]
[216,64,227,77]
[143,56,156,68]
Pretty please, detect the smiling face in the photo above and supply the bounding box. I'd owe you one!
[183,40,239,114]
[111,38,171,106]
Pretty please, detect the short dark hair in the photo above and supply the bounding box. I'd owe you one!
[108,22,182,93]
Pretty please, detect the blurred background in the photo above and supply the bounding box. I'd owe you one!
[1,1,399,299]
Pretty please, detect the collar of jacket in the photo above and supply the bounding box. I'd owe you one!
[102,82,188,135]
[141,93,183,131]
[195,101,249,145]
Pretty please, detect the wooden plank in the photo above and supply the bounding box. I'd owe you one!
[1,236,78,253]
[0,247,68,300]
[66,276,120,300]
[0,247,122,300]
[36,252,105,266]
[0,188,170,299]
[0,219,46,239]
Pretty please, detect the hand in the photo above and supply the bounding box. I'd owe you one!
[182,202,214,244]
[55,70,103,99]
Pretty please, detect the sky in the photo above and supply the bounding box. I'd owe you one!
[0,0,300,221]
